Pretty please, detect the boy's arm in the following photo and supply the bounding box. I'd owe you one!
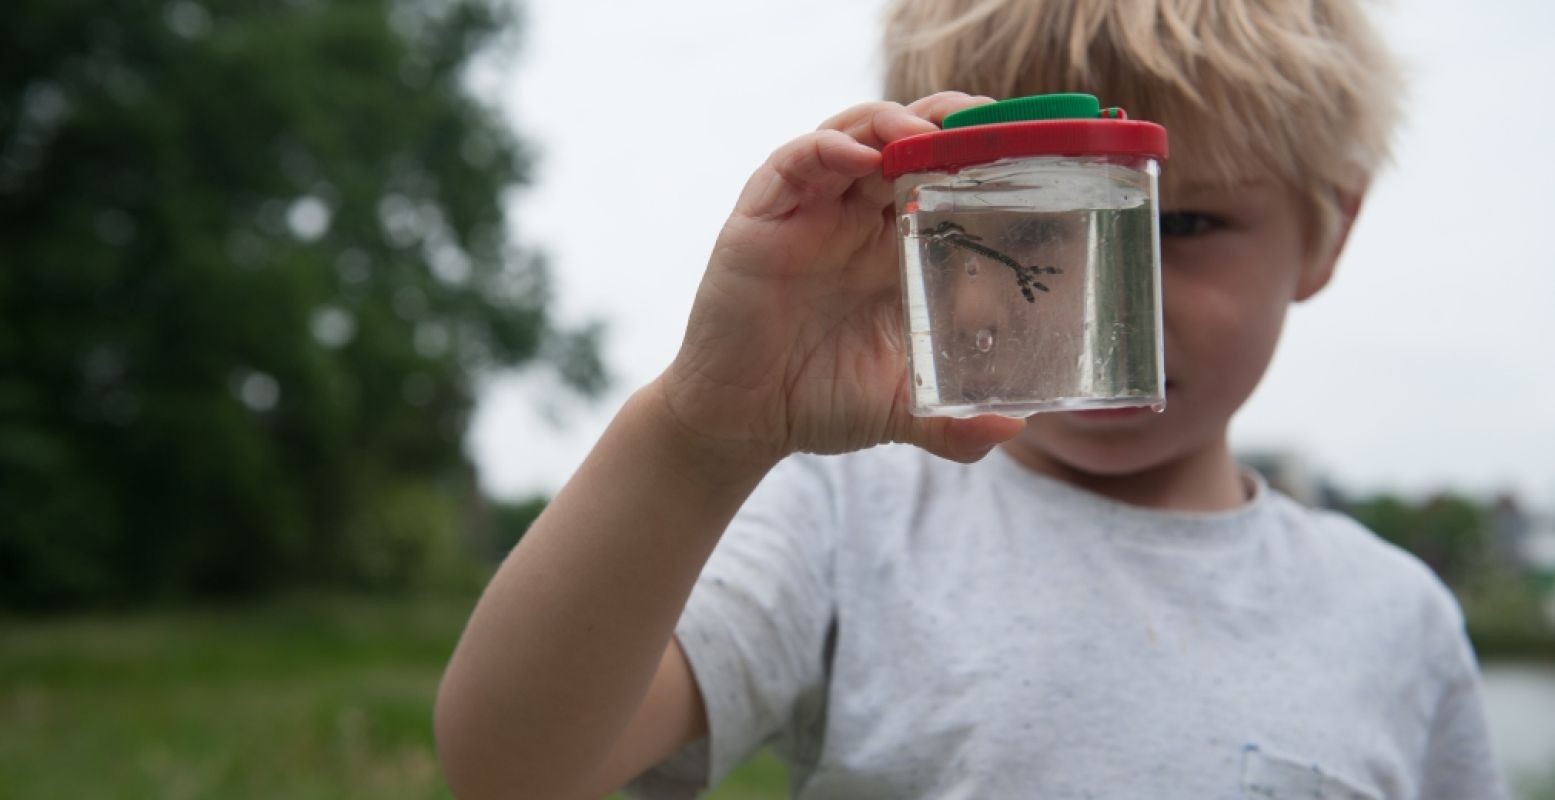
[1418,664,1509,800]
[434,95,1022,800]
[1417,612,1510,800]
[435,382,759,800]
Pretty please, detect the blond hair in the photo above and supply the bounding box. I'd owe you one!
[882,0,1402,244]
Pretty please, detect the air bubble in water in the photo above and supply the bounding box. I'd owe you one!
[975,328,994,353]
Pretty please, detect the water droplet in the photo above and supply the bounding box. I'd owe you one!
[897,215,914,237]
[965,260,978,277]
[914,372,923,386]
[1150,400,1167,414]
[974,329,994,353]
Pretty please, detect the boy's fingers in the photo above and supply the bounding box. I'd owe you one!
[904,92,997,127]
[818,101,938,150]
[817,92,995,226]
[844,171,896,213]
[735,130,881,221]
[816,92,997,152]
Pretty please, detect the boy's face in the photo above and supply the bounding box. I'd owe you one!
[1002,167,1349,490]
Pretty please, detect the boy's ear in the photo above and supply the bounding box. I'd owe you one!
[1295,188,1366,302]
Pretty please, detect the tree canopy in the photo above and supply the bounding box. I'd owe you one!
[0,0,601,608]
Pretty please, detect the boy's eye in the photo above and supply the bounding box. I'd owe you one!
[1159,211,1224,237]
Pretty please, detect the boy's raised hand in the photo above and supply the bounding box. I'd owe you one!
[656,92,1026,472]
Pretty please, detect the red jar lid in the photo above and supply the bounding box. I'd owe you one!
[881,93,1167,179]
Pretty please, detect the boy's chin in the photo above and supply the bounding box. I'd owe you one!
[1002,418,1205,480]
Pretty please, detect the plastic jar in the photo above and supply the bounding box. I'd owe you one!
[881,93,1168,418]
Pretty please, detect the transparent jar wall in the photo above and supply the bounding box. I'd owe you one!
[894,155,1164,418]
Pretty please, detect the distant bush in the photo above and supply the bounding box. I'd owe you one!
[1460,567,1555,659]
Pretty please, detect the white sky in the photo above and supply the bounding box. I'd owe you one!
[469,0,1555,511]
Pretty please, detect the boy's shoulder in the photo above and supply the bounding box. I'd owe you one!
[1275,493,1455,602]
[1265,490,1471,662]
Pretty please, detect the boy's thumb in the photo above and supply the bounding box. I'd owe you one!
[910,414,1026,463]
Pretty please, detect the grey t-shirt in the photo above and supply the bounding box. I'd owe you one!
[628,445,1506,799]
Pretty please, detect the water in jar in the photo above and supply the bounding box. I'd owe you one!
[897,159,1163,417]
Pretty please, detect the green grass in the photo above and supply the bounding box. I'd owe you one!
[0,593,786,799]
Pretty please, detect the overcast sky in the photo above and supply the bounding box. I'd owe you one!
[468,0,1555,511]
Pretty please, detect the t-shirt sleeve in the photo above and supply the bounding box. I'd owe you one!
[623,454,839,799]
[1418,600,1510,800]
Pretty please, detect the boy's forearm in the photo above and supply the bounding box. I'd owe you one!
[434,379,775,799]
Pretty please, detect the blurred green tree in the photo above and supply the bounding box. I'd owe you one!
[0,0,602,608]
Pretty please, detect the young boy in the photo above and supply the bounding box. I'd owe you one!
[435,1,1507,797]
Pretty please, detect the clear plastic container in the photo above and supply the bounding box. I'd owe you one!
[882,94,1167,418]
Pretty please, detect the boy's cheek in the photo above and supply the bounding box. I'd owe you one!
[1162,274,1246,337]
[1164,283,1285,373]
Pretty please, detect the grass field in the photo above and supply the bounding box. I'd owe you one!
[0,593,786,799]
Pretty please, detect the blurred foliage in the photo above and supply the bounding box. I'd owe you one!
[0,0,604,609]
[1459,567,1555,660]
